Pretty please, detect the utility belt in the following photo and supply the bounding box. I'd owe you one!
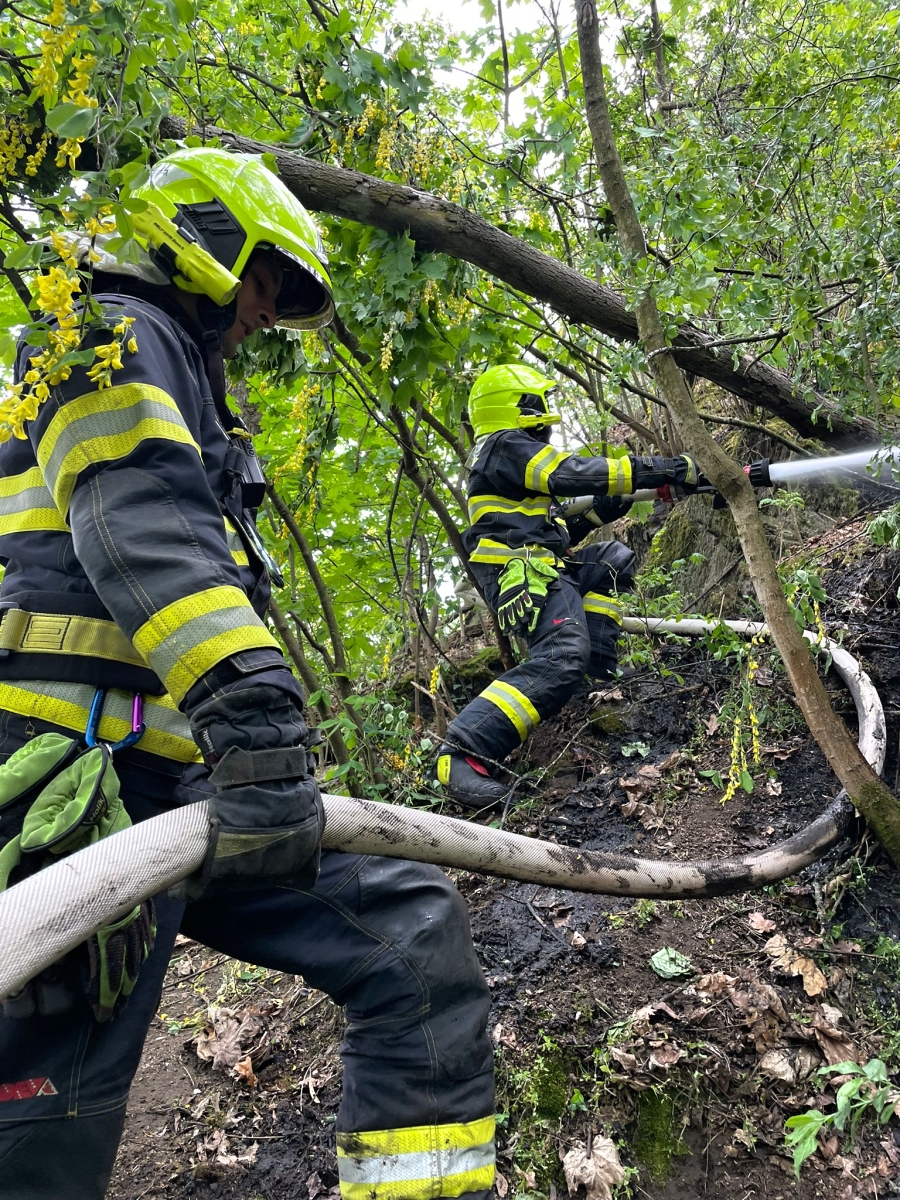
[0,677,200,762]
[468,539,563,568]
[0,593,164,695]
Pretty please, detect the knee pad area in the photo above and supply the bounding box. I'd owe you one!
[578,541,637,594]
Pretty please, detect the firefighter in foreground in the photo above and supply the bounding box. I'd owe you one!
[0,148,494,1200]
[432,364,708,808]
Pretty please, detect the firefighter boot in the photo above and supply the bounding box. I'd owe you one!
[431,746,511,810]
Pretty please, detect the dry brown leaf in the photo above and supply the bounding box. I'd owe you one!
[695,972,737,997]
[648,1043,685,1070]
[748,912,777,933]
[495,1170,509,1199]
[194,1006,265,1070]
[812,1011,859,1066]
[766,779,783,797]
[233,1056,257,1087]
[562,1138,626,1200]
[820,1004,845,1027]
[759,1046,821,1084]
[569,931,587,950]
[831,940,862,954]
[608,1047,638,1072]
[763,935,827,996]
[796,957,828,997]
[307,1171,324,1200]
[590,687,625,704]
[703,713,719,735]
[620,777,652,803]
[491,1023,517,1049]
[631,1001,680,1035]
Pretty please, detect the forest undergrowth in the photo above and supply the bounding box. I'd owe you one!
[109,516,900,1200]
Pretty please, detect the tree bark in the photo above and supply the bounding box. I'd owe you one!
[159,114,879,450]
[574,0,900,864]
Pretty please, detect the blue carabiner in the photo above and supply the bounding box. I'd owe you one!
[85,689,146,753]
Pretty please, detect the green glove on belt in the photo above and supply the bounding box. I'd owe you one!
[495,557,559,635]
[0,733,156,1021]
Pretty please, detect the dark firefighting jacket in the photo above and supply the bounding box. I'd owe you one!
[0,291,280,761]
[463,428,636,565]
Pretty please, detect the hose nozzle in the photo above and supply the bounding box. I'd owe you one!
[745,459,772,488]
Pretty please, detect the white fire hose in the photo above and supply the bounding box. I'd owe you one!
[0,618,885,999]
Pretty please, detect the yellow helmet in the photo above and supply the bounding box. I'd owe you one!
[129,147,333,329]
[468,364,560,438]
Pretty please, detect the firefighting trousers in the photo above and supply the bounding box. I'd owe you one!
[446,542,635,764]
[0,712,495,1200]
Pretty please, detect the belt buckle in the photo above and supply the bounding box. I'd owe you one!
[0,600,21,660]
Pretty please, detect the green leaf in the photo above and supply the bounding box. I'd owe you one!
[44,103,98,139]
[124,52,141,85]
[740,770,754,794]
[649,947,693,979]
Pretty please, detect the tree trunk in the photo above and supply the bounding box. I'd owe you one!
[158,114,879,450]
[574,0,900,864]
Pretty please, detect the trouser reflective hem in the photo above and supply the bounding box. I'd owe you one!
[337,1116,496,1200]
[480,681,539,743]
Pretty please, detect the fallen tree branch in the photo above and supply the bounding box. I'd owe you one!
[157,115,878,450]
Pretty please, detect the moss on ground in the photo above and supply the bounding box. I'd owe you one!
[633,1087,690,1184]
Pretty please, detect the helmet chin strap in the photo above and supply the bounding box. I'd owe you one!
[196,295,237,408]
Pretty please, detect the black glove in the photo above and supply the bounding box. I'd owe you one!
[587,495,634,526]
[174,678,323,900]
[630,454,710,494]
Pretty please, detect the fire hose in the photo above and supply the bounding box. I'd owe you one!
[559,444,900,518]
[0,617,884,1000]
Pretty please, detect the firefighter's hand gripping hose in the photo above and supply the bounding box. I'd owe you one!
[0,619,885,1001]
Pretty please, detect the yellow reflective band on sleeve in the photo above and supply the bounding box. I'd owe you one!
[0,466,69,535]
[466,494,552,524]
[132,585,279,705]
[223,516,249,566]
[582,592,624,625]
[337,1116,495,1200]
[0,680,200,762]
[481,680,540,741]
[523,445,570,494]
[38,383,202,515]
[606,456,633,497]
[468,539,557,565]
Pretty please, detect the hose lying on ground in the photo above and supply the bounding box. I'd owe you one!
[0,618,885,999]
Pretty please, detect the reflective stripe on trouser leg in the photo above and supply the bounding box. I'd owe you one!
[337,1116,495,1200]
[445,572,592,763]
[582,592,623,625]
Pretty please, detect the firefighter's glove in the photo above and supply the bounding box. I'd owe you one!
[86,899,156,1021]
[177,682,324,901]
[588,495,634,526]
[496,558,558,635]
[631,453,710,494]
[0,734,156,1021]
